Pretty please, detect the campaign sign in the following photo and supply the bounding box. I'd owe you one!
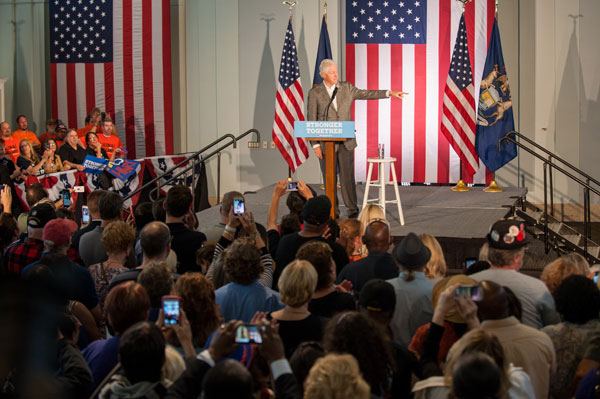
[106,158,140,181]
[294,121,355,139]
[82,155,109,175]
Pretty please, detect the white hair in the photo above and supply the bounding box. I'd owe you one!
[319,59,336,75]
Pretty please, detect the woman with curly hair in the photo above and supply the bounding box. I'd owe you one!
[541,252,590,294]
[323,311,398,398]
[172,272,222,349]
[419,233,447,282]
[304,353,370,399]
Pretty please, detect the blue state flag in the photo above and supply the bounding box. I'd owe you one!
[475,20,517,173]
[313,15,333,86]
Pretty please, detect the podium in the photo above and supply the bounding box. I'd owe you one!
[294,121,355,219]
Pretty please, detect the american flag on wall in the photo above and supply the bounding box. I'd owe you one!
[49,0,174,159]
[272,20,309,173]
[346,0,495,184]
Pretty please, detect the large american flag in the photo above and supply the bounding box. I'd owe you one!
[441,14,478,175]
[272,21,309,173]
[346,0,495,184]
[49,0,173,159]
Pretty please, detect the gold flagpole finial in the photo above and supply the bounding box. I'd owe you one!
[324,0,328,14]
[283,1,297,20]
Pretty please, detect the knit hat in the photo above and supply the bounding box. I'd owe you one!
[302,195,331,226]
[42,218,78,247]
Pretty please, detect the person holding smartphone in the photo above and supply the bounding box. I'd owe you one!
[40,138,63,174]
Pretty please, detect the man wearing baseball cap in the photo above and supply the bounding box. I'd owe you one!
[469,219,559,329]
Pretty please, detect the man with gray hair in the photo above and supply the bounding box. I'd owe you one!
[308,59,405,217]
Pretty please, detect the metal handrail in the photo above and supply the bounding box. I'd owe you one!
[499,131,599,256]
[124,128,260,205]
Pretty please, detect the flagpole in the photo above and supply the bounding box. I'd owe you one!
[451,162,471,192]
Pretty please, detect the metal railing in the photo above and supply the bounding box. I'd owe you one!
[123,128,260,208]
[499,131,600,255]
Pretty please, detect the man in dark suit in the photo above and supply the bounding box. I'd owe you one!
[307,59,405,218]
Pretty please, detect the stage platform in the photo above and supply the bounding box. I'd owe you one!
[197,184,531,271]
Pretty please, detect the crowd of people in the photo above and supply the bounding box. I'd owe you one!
[1,162,600,398]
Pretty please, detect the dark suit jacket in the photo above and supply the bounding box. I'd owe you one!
[307,81,388,151]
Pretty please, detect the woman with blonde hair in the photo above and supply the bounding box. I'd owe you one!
[17,139,50,175]
[357,204,385,256]
[304,353,371,399]
[337,218,364,261]
[419,233,447,282]
[269,259,323,358]
[541,252,590,294]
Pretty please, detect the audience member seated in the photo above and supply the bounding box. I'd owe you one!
[214,237,283,322]
[357,203,385,256]
[97,118,124,160]
[541,275,600,399]
[171,272,221,349]
[38,118,58,145]
[12,115,41,152]
[420,233,448,283]
[165,185,207,274]
[206,208,273,288]
[540,252,591,294]
[85,132,112,160]
[83,281,150,391]
[108,221,174,291]
[413,282,535,398]
[446,280,554,399]
[0,138,22,183]
[304,353,370,399]
[88,221,136,309]
[58,129,88,171]
[71,190,105,251]
[296,241,355,318]
[1,121,21,162]
[17,139,50,176]
[55,313,94,398]
[4,203,56,275]
[203,191,243,241]
[336,219,398,293]
[39,138,63,173]
[274,195,348,288]
[470,219,559,329]
[336,218,364,261]
[99,321,168,398]
[79,191,124,267]
[268,259,323,358]
[387,232,435,347]
[409,275,476,366]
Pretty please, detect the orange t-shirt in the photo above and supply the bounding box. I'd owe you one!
[3,137,21,162]
[38,132,63,148]
[77,125,103,140]
[97,134,124,159]
[12,130,41,147]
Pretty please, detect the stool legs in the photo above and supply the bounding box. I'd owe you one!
[389,164,405,226]
[362,162,374,210]
[379,162,386,214]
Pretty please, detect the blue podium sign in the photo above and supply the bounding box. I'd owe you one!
[294,121,355,139]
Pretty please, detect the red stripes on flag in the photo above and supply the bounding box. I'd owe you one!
[272,82,309,171]
[346,0,495,184]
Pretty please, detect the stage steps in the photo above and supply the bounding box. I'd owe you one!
[515,198,600,264]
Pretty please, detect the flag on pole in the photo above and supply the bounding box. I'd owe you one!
[345,0,496,184]
[441,14,479,176]
[313,14,333,86]
[49,0,174,159]
[272,20,309,172]
[475,20,516,172]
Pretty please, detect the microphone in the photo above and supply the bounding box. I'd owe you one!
[324,85,338,121]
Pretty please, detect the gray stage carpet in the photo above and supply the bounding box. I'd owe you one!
[196,183,527,240]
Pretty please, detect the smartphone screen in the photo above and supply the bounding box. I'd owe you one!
[162,296,180,325]
[286,181,298,191]
[62,190,70,207]
[456,285,483,301]
[465,257,477,268]
[234,324,263,344]
[233,198,245,215]
[81,206,90,224]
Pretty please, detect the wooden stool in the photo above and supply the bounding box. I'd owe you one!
[362,157,405,225]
